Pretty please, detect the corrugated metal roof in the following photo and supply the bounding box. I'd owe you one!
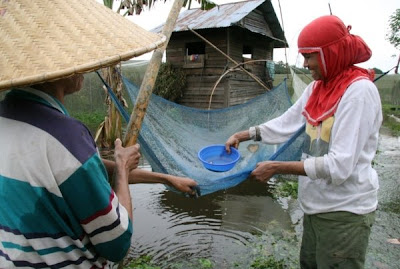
[175,0,266,30]
[152,0,286,46]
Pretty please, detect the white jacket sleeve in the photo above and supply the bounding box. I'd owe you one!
[304,79,382,184]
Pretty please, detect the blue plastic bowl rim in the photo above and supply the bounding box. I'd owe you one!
[198,144,241,167]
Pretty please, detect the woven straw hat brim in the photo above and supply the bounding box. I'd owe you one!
[0,0,167,91]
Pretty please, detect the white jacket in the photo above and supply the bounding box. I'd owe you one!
[249,79,382,215]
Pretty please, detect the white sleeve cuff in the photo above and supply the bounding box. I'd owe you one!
[304,158,317,179]
[249,126,257,141]
[304,157,327,180]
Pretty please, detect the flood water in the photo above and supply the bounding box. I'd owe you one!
[127,129,400,269]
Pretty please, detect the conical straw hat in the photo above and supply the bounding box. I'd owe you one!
[0,0,166,91]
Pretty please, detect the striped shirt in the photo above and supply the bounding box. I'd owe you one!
[0,88,132,268]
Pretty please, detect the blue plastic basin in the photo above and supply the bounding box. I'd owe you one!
[198,144,240,172]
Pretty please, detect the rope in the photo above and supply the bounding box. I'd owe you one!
[373,66,397,83]
[276,0,290,79]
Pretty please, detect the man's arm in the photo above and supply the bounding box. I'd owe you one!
[102,159,198,195]
[250,161,306,183]
[112,139,140,220]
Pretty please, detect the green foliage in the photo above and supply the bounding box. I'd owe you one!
[273,61,289,74]
[373,67,383,74]
[375,74,399,102]
[124,255,160,269]
[64,72,108,114]
[382,104,400,137]
[184,0,216,10]
[70,111,106,134]
[277,180,298,199]
[291,66,310,75]
[269,177,299,199]
[250,256,286,269]
[123,256,214,269]
[197,258,213,268]
[110,0,216,17]
[103,0,113,9]
[153,62,186,102]
[386,9,400,49]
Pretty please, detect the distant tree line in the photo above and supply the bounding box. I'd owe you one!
[273,61,384,74]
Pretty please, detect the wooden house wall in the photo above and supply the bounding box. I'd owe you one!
[166,29,230,109]
[226,27,274,106]
[166,29,228,74]
[165,24,275,109]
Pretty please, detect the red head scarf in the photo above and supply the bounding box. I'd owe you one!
[298,15,374,125]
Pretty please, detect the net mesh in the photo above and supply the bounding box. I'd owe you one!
[122,76,305,196]
[290,67,309,102]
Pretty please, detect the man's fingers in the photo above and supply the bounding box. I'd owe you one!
[114,138,122,148]
[134,143,140,151]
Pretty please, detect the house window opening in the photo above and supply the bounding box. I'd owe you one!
[242,45,253,59]
[184,42,205,68]
[186,42,205,55]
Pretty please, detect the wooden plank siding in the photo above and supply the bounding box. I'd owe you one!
[179,75,228,109]
[228,75,268,106]
[166,22,274,109]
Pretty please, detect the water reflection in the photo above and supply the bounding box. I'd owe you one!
[129,179,295,268]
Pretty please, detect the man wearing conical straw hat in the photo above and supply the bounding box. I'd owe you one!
[0,0,197,268]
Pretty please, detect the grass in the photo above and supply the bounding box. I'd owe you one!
[124,255,160,269]
[123,256,215,269]
[382,104,400,136]
[69,111,106,135]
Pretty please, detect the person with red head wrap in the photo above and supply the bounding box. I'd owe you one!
[225,15,382,268]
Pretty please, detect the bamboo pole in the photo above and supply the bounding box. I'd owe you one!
[188,28,271,91]
[123,0,184,147]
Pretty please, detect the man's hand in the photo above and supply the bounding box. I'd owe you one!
[167,175,198,195]
[225,135,240,154]
[113,138,141,221]
[225,130,250,154]
[250,161,306,183]
[114,138,141,173]
[250,161,277,183]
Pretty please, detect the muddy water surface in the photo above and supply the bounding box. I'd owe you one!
[128,130,400,268]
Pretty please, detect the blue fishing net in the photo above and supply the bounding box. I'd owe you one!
[118,76,305,196]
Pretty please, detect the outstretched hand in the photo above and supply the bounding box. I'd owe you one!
[168,175,197,193]
[168,175,200,198]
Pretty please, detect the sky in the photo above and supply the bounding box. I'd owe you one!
[124,0,400,73]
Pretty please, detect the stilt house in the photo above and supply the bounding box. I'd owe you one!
[153,0,287,109]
